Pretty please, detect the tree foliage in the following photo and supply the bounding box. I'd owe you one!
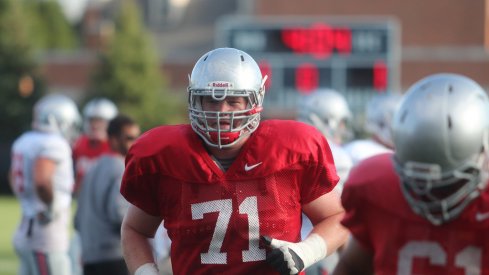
[23,0,78,50]
[0,0,45,143]
[89,0,185,131]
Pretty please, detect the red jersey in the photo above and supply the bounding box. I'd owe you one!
[72,135,112,192]
[342,153,489,275]
[121,120,338,275]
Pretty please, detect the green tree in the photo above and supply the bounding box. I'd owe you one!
[23,0,77,50]
[89,0,185,131]
[0,0,45,143]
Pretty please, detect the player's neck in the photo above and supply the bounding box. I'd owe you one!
[206,136,248,160]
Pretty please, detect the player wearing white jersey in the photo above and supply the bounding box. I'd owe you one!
[297,89,353,275]
[344,93,402,165]
[10,94,81,275]
[298,88,353,190]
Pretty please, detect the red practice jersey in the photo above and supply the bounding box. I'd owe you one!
[121,120,339,275]
[342,153,489,275]
[72,135,112,193]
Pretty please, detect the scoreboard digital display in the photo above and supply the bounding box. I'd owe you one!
[216,16,400,119]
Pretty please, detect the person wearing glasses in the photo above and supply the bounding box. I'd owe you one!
[75,114,140,275]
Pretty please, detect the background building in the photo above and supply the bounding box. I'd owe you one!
[42,0,489,107]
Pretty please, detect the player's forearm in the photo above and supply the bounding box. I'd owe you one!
[310,211,349,256]
[33,158,55,206]
[121,222,157,274]
[35,183,53,205]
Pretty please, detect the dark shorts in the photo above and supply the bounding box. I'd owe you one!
[83,259,129,275]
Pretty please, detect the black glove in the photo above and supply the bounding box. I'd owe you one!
[261,235,305,275]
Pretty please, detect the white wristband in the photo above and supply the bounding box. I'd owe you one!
[270,233,328,270]
[134,263,159,275]
[297,233,328,268]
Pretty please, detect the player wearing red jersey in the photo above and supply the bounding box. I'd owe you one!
[120,47,349,275]
[72,98,118,194]
[333,73,489,275]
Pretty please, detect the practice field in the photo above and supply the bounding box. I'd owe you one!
[0,195,20,275]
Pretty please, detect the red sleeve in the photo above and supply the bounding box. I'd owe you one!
[340,178,373,250]
[120,151,161,216]
[340,154,395,250]
[300,134,339,205]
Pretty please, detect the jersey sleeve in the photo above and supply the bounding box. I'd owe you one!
[120,152,161,217]
[39,137,70,163]
[341,184,373,250]
[300,134,339,205]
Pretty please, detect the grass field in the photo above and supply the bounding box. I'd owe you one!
[0,196,80,275]
[0,195,20,275]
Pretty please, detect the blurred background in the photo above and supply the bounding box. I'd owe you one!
[0,0,488,273]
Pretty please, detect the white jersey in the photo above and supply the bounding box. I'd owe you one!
[328,142,352,192]
[343,138,392,166]
[11,131,74,252]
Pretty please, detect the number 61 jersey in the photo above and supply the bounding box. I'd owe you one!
[121,120,339,275]
[341,153,489,275]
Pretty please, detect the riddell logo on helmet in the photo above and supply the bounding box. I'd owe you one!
[209,82,233,88]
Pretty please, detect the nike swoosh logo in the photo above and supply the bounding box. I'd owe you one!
[475,212,489,222]
[244,162,262,172]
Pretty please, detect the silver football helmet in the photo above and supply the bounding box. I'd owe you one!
[82,98,118,136]
[297,89,352,144]
[188,48,267,148]
[32,94,81,142]
[392,73,489,225]
[83,98,118,120]
[365,93,402,148]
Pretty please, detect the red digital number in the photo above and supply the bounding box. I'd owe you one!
[373,60,387,91]
[281,23,352,59]
[295,63,318,94]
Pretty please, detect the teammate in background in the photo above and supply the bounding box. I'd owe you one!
[72,97,118,195]
[120,47,349,275]
[333,73,489,274]
[298,88,353,191]
[297,89,353,275]
[343,92,402,165]
[75,115,140,275]
[71,98,118,275]
[10,94,81,275]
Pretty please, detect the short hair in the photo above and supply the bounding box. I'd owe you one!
[107,114,137,138]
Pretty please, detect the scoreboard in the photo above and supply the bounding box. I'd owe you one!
[216,16,401,121]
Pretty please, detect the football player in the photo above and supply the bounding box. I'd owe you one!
[333,73,489,274]
[75,115,140,275]
[120,47,349,275]
[343,92,402,165]
[72,97,118,195]
[297,89,354,274]
[10,94,81,275]
[298,88,353,191]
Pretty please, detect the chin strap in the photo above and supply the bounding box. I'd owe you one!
[209,131,241,146]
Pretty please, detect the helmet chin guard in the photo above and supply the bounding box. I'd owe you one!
[188,48,267,149]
